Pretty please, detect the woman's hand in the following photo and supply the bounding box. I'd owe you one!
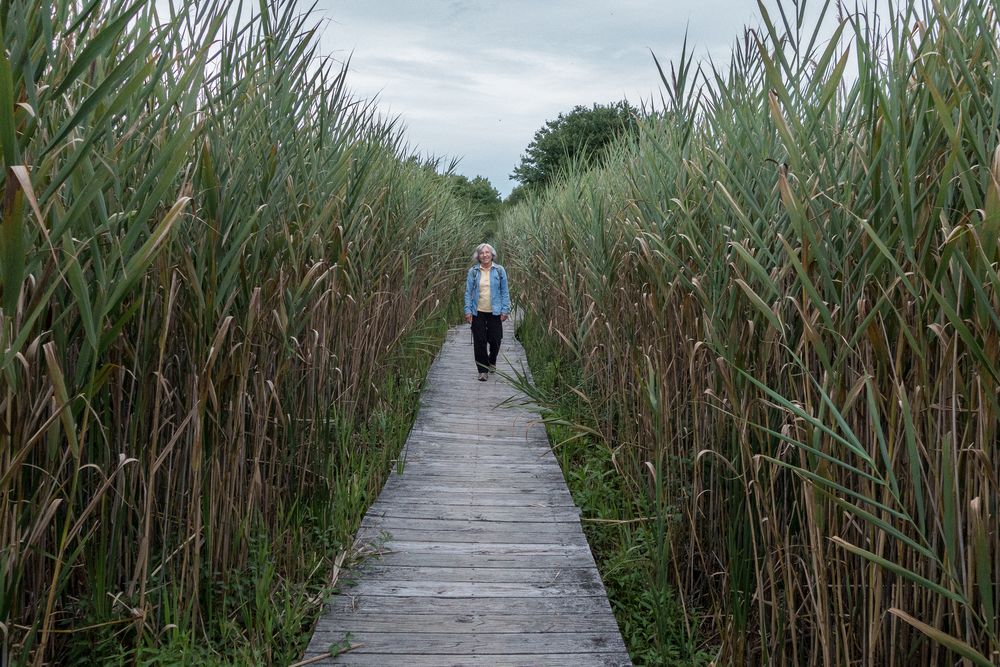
[465,314,473,324]
[500,313,508,322]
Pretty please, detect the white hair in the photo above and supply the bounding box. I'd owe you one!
[473,243,497,262]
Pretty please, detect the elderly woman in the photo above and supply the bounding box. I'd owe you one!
[464,243,512,381]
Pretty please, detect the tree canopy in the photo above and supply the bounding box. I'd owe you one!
[448,174,502,221]
[403,155,502,222]
[509,101,639,195]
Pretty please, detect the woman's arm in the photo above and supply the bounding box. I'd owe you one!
[500,267,511,315]
[463,268,474,316]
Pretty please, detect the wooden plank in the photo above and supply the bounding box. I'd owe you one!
[337,579,607,598]
[321,595,614,617]
[378,482,575,496]
[403,428,543,438]
[347,565,603,585]
[415,407,535,417]
[355,528,584,545]
[350,540,592,557]
[407,432,542,440]
[414,414,539,424]
[397,445,547,454]
[417,408,539,421]
[384,474,571,486]
[396,457,558,467]
[367,500,578,513]
[358,551,597,569]
[399,448,552,458]
[375,494,576,507]
[399,451,556,461]
[400,444,550,454]
[357,526,585,543]
[409,430,542,436]
[306,631,628,655]
[365,504,581,521]
[387,476,567,486]
[304,652,632,666]
[370,500,578,512]
[392,456,556,465]
[396,462,559,473]
[316,612,620,634]
[361,516,581,532]
[371,492,578,508]
[392,466,565,476]
[407,428,546,443]
[364,511,580,524]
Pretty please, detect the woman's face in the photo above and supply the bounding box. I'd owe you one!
[479,247,493,264]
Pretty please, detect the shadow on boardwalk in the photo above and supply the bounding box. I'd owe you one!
[300,318,631,666]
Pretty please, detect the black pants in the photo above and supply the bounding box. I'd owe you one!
[471,311,503,373]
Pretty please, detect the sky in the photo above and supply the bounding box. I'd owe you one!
[311,1,884,197]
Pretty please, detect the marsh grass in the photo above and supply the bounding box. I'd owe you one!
[513,314,713,665]
[503,1,1000,664]
[0,1,478,663]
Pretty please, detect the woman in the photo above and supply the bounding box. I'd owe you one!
[464,243,511,381]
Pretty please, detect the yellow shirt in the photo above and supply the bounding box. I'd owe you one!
[478,267,492,312]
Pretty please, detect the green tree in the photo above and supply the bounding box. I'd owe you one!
[510,101,639,193]
[449,174,502,221]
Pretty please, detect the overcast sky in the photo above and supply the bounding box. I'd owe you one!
[312,1,885,196]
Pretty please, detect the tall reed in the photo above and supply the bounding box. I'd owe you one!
[0,1,478,663]
[503,1,999,663]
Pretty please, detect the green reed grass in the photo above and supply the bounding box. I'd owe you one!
[503,1,999,664]
[513,315,712,665]
[0,1,480,663]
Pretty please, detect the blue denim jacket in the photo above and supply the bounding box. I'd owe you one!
[464,264,511,316]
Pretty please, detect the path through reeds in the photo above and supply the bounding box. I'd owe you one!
[302,317,630,666]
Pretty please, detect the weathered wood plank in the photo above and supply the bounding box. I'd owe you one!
[396,463,560,473]
[336,579,607,598]
[387,474,568,484]
[365,505,581,521]
[354,539,592,554]
[306,631,628,654]
[398,454,557,465]
[355,528,584,545]
[375,487,571,497]
[388,472,563,481]
[347,565,603,585]
[406,428,547,443]
[371,491,578,507]
[321,595,615,616]
[378,483,575,496]
[317,612,620,634]
[382,478,573,491]
[303,652,632,666]
[357,551,598,569]
[361,516,581,532]
[402,430,545,441]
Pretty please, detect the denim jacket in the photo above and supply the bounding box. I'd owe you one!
[464,264,511,316]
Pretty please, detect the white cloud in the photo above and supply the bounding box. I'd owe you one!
[313,0,898,195]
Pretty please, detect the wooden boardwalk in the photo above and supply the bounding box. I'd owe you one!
[301,318,631,666]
